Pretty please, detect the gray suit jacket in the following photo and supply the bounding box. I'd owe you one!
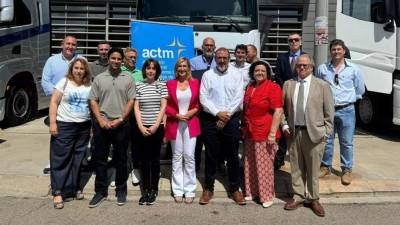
[281,75,334,143]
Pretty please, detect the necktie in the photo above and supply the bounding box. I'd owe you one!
[290,55,296,72]
[295,80,305,125]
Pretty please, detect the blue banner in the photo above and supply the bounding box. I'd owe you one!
[131,20,194,81]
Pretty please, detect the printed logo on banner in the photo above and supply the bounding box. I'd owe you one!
[131,21,194,80]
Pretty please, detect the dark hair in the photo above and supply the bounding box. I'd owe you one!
[329,39,346,51]
[107,48,124,59]
[248,60,272,81]
[234,44,247,53]
[97,40,109,46]
[247,44,257,51]
[142,59,162,80]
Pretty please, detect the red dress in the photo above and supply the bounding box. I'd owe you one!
[242,79,282,203]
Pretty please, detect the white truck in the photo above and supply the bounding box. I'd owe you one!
[334,0,400,128]
[0,0,50,126]
[135,0,261,55]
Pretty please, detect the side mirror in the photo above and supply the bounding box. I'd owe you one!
[0,0,14,23]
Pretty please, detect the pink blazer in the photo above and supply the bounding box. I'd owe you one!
[165,78,201,140]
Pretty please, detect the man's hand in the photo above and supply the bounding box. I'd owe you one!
[216,112,230,122]
[110,118,123,129]
[216,120,226,130]
[283,128,291,138]
[98,118,111,129]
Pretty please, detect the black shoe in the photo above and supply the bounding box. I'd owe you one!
[116,191,127,206]
[43,167,50,175]
[88,193,106,208]
[139,194,148,205]
[147,190,157,205]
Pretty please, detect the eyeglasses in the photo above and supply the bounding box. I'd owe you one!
[334,73,339,85]
[288,38,300,43]
[295,64,310,69]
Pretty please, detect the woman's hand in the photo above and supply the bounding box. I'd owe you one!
[267,133,276,146]
[176,113,188,121]
[49,122,58,136]
[139,125,151,136]
[148,124,159,134]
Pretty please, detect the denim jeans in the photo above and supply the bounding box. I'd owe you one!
[321,105,355,171]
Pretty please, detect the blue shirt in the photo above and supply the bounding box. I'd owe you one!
[190,55,217,71]
[41,53,84,96]
[316,60,365,106]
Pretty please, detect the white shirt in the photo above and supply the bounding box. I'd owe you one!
[55,78,91,123]
[293,74,312,125]
[230,61,250,88]
[177,88,191,115]
[200,66,244,116]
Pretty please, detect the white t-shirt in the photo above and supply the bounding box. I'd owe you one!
[177,88,191,115]
[55,78,91,122]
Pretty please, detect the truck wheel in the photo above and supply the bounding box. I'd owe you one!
[5,85,34,126]
[356,92,391,130]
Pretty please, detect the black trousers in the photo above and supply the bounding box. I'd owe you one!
[129,114,140,169]
[50,121,91,196]
[92,121,129,196]
[137,125,165,192]
[202,112,241,193]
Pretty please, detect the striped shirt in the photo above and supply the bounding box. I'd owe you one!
[136,80,168,126]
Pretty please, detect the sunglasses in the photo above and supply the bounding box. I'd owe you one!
[334,73,339,85]
[288,38,300,43]
[295,64,310,69]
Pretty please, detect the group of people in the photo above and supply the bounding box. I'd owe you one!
[41,33,365,218]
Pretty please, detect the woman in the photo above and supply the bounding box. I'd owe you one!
[135,59,168,205]
[242,60,283,208]
[49,58,92,209]
[165,58,201,204]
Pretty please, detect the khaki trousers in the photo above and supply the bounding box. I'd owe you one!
[288,128,325,201]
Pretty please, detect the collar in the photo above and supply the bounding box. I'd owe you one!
[61,53,76,62]
[297,74,312,83]
[328,59,351,69]
[289,50,301,57]
[202,54,214,64]
[96,58,108,66]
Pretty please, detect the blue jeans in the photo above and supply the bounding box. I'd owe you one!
[321,105,355,171]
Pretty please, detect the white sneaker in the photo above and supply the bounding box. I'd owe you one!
[110,181,115,187]
[244,196,253,201]
[262,201,273,208]
[131,169,140,186]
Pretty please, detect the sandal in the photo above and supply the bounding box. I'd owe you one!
[53,196,64,209]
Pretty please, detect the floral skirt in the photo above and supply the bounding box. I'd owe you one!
[243,140,277,203]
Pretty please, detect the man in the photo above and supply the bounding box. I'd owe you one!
[190,37,217,71]
[89,41,110,77]
[121,47,143,83]
[121,47,142,186]
[275,32,306,87]
[317,39,365,185]
[42,35,82,96]
[246,44,259,64]
[88,48,136,208]
[190,37,217,172]
[274,32,306,170]
[281,54,334,217]
[199,47,246,205]
[230,44,251,87]
[41,35,83,174]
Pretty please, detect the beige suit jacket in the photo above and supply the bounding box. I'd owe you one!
[282,75,334,143]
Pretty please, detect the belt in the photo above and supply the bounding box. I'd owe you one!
[295,125,307,130]
[335,103,353,110]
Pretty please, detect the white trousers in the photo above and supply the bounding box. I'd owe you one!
[170,121,197,197]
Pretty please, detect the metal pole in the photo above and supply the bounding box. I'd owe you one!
[314,0,329,67]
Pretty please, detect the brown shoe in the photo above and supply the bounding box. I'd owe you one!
[284,199,302,210]
[231,191,246,205]
[199,190,213,205]
[341,171,352,185]
[310,200,325,217]
[319,166,331,178]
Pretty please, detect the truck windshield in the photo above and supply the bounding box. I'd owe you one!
[137,0,257,25]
